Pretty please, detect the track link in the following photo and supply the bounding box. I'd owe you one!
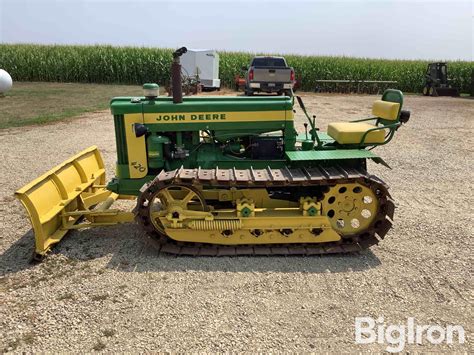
[136,165,395,256]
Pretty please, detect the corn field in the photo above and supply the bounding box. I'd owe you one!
[1,44,473,93]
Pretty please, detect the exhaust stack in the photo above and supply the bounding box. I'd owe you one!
[172,47,187,104]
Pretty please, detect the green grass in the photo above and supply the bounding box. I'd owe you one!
[1,43,473,93]
[0,82,143,129]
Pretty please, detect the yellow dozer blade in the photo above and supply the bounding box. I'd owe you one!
[14,146,134,260]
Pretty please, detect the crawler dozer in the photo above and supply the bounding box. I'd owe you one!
[15,47,410,260]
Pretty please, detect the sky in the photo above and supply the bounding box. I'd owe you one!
[0,0,472,61]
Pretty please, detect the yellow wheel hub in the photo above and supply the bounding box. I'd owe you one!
[321,182,378,236]
[149,185,208,231]
[342,198,355,212]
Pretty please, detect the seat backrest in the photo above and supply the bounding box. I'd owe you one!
[372,100,400,121]
[374,89,404,125]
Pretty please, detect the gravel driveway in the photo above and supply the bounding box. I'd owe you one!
[0,93,472,352]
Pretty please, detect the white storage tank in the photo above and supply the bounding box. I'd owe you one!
[0,69,13,94]
[180,49,221,90]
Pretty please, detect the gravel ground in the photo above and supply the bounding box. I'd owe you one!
[0,93,472,352]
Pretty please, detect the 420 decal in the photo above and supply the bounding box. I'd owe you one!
[131,161,146,172]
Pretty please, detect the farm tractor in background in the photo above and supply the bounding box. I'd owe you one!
[422,62,459,97]
[15,47,410,260]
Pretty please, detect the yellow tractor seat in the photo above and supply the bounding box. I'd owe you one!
[327,100,401,145]
[327,122,386,144]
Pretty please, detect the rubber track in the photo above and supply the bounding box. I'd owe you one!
[135,165,395,256]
